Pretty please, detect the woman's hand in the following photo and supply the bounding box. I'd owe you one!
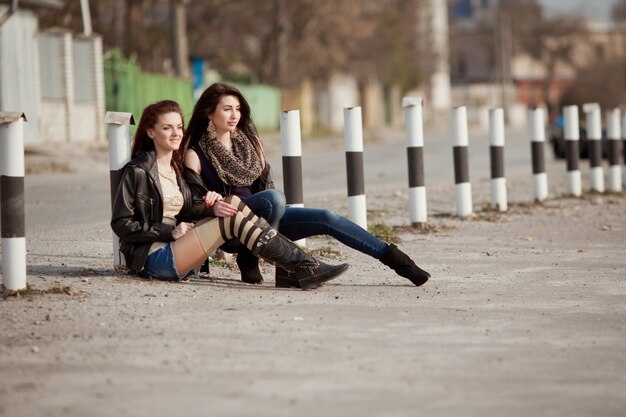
[212,200,238,217]
[204,191,223,208]
[204,191,238,217]
[172,222,195,240]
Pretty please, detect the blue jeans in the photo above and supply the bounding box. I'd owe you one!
[143,243,195,281]
[224,189,388,259]
[243,189,285,227]
[278,207,388,259]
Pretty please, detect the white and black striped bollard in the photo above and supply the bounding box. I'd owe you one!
[403,96,427,225]
[280,110,305,246]
[528,108,548,202]
[621,111,626,189]
[452,106,472,217]
[344,107,367,229]
[563,105,582,197]
[585,105,604,192]
[606,108,622,192]
[0,112,27,291]
[105,111,134,269]
[489,108,507,211]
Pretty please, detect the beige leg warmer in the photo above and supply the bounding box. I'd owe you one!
[192,195,270,255]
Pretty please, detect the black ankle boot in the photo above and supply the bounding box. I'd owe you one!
[254,230,349,290]
[236,249,264,284]
[379,244,430,287]
[275,266,299,288]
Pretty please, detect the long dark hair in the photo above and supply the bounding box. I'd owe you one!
[132,100,185,176]
[184,82,270,181]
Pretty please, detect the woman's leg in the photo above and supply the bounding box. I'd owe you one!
[242,189,286,228]
[277,207,429,287]
[172,196,348,289]
[232,190,286,284]
[171,218,225,275]
[278,207,388,258]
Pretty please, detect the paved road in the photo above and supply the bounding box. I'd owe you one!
[2,127,624,417]
[266,128,544,198]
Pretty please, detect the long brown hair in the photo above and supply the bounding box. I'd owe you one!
[184,83,270,181]
[132,100,185,176]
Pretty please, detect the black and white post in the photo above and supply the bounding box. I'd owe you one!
[452,106,472,217]
[0,112,27,291]
[528,107,549,201]
[403,96,427,225]
[105,111,134,268]
[280,110,305,245]
[563,105,582,197]
[584,103,604,192]
[606,108,622,192]
[622,111,626,188]
[344,106,367,229]
[489,108,507,211]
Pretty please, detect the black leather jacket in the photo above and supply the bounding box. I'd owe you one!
[111,151,213,272]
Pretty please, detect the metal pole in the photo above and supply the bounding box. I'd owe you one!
[280,110,305,246]
[563,105,582,197]
[489,108,507,211]
[403,96,427,225]
[606,108,622,192]
[80,0,93,36]
[452,106,472,217]
[170,0,190,78]
[0,112,27,291]
[528,108,548,201]
[584,104,604,192]
[105,111,134,269]
[344,107,367,229]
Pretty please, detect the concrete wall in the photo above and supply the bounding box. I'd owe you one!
[0,8,104,145]
[0,8,40,144]
[315,73,359,133]
[38,30,105,144]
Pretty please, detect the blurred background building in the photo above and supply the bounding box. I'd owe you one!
[1,0,625,143]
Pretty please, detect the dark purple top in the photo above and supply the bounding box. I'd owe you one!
[190,144,252,199]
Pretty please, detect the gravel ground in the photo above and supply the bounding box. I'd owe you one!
[1,131,625,417]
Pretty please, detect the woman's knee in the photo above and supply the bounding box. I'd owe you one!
[268,190,286,218]
[254,190,285,225]
[257,190,285,210]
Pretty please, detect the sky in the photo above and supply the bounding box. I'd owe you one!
[538,0,617,20]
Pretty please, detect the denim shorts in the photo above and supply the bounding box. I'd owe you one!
[143,242,195,281]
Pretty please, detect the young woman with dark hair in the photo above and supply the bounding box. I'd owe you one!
[110,100,348,289]
[183,83,431,288]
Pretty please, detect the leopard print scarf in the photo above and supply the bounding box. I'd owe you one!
[198,128,263,187]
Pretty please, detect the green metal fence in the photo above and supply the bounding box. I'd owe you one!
[104,49,282,132]
[233,83,282,132]
[104,49,194,127]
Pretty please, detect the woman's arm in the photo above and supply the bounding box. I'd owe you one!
[184,148,201,174]
[110,166,175,243]
[180,167,218,221]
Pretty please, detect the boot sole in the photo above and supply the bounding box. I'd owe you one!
[241,277,264,284]
[275,276,300,289]
[299,263,349,290]
[275,263,349,290]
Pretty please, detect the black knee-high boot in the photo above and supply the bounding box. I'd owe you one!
[251,228,348,290]
[219,196,349,290]
[379,244,430,287]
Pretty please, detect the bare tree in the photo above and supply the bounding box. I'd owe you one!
[612,0,626,21]
[31,0,424,90]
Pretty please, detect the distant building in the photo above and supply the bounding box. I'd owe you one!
[448,0,626,128]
